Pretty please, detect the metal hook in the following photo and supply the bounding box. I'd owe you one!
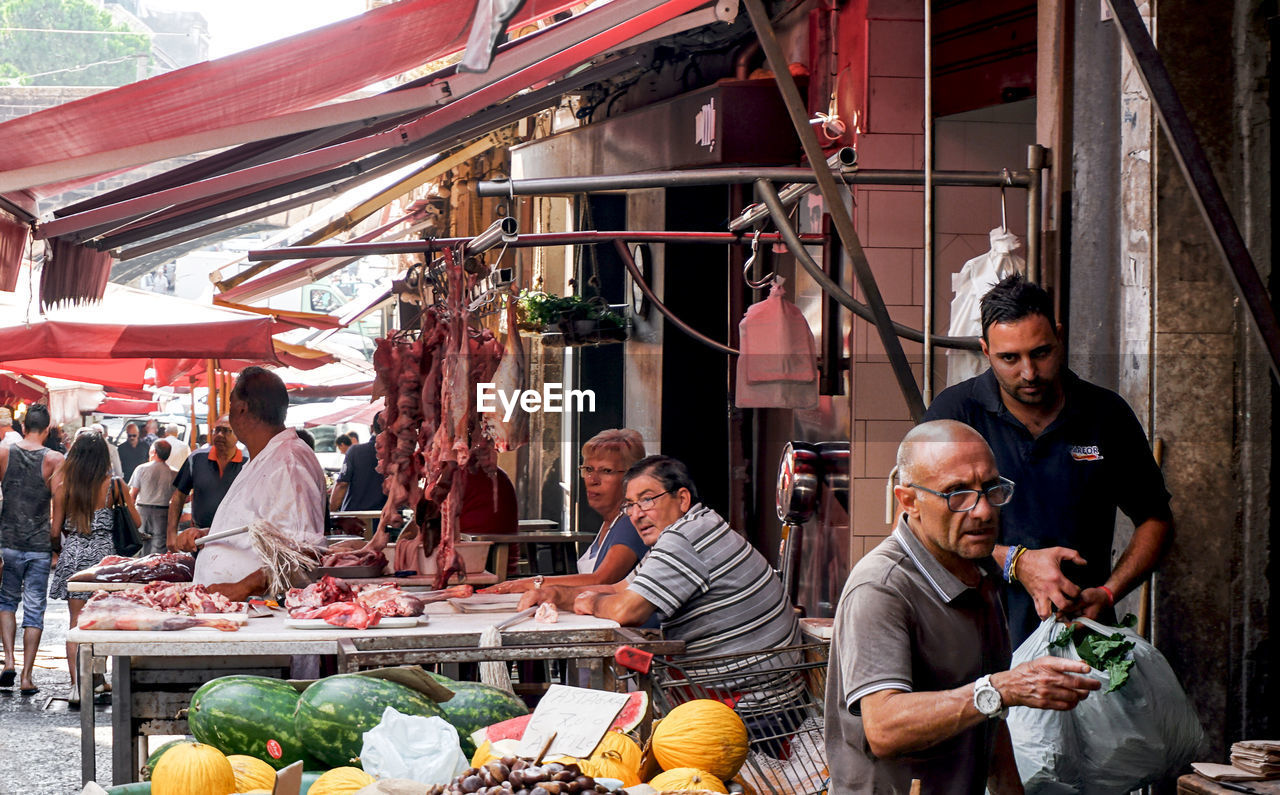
[1000,169,1011,231]
[743,230,775,289]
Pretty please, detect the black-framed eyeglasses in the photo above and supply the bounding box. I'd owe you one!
[212,426,233,435]
[908,477,1015,512]
[618,491,672,516]
[579,465,624,479]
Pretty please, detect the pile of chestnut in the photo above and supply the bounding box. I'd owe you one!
[425,757,622,795]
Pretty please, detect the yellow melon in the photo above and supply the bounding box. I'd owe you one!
[650,767,729,793]
[151,742,237,795]
[308,767,376,795]
[651,700,749,781]
[591,730,642,776]
[226,754,276,792]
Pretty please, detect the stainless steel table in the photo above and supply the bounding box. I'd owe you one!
[68,606,676,785]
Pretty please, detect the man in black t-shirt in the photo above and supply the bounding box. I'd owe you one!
[166,415,246,551]
[330,413,386,513]
[923,275,1172,644]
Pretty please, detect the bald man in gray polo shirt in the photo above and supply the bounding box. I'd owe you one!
[825,421,1100,794]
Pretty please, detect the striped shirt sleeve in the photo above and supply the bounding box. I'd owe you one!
[629,529,710,618]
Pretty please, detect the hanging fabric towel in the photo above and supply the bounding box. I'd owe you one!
[946,227,1024,386]
[735,279,819,409]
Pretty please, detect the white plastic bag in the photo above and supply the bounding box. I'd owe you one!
[360,707,469,785]
[946,227,1023,386]
[735,279,819,409]
[1008,617,1206,794]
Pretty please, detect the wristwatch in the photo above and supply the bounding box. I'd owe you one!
[973,675,1007,719]
[532,574,545,588]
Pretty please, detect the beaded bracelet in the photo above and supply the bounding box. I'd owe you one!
[1002,544,1025,583]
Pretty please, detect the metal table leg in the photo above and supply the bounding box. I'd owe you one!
[79,644,95,785]
[111,655,132,784]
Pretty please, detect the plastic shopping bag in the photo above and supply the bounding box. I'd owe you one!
[361,707,469,785]
[946,227,1023,386]
[735,279,819,409]
[1008,617,1206,794]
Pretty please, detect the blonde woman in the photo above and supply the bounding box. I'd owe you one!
[48,431,140,706]
[482,429,649,594]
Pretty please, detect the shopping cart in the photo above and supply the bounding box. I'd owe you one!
[617,642,830,795]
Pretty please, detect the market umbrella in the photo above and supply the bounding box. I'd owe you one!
[303,396,384,428]
[0,277,332,388]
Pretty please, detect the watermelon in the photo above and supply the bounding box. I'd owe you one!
[471,690,649,748]
[189,675,320,770]
[294,673,445,768]
[428,675,529,758]
[141,737,191,780]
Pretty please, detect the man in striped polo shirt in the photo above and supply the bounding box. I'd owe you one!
[520,455,799,699]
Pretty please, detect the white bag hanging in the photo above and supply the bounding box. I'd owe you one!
[946,226,1024,386]
[735,279,819,410]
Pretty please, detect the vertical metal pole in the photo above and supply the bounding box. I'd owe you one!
[744,0,926,421]
[1027,145,1045,283]
[922,0,935,404]
[206,360,217,436]
[79,645,95,785]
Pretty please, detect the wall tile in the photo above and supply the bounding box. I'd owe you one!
[868,76,923,135]
[868,20,924,78]
[855,133,920,170]
[853,361,915,420]
[854,247,915,305]
[867,0,924,20]
[865,419,914,478]
[865,189,924,248]
[852,477,893,534]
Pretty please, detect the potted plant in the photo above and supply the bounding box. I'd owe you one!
[517,290,628,346]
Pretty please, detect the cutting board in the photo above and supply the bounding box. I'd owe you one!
[448,593,524,613]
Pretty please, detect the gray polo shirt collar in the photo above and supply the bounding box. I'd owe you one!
[891,516,973,604]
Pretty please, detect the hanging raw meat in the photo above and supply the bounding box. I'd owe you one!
[482,291,530,452]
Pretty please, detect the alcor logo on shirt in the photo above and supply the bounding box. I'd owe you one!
[1069,445,1103,461]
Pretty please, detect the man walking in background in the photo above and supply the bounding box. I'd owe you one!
[130,440,176,556]
[0,405,64,696]
[117,422,148,482]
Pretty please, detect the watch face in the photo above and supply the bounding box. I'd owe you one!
[976,686,1003,715]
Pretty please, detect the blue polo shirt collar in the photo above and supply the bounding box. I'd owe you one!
[973,367,1086,432]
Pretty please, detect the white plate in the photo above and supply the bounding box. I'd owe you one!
[283,616,423,630]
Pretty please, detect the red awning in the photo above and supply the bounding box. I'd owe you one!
[95,395,160,416]
[0,0,578,200]
[303,396,385,428]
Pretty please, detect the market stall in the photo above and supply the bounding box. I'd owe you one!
[70,600,679,785]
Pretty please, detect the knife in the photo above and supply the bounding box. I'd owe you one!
[493,606,538,632]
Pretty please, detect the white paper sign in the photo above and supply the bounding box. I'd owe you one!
[517,684,632,759]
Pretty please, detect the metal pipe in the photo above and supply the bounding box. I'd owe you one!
[1104,0,1280,381]
[728,147,857,231]
[612,240,739,355]
[478,167,1032,196]
[756,179,981,351]
[745,0,924,422]
[468,217,519,255]
[246,230,826,261]
[1026,144,1045,283]
[820,213,844,395]
[923,0,935,405]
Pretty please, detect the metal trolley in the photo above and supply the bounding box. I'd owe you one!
[620,642,830,795]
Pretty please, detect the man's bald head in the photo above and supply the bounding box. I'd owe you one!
[896,420,994,486]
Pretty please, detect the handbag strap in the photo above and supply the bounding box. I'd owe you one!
[110,477,125,508]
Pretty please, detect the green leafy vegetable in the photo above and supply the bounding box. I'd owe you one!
[1046,618,1137,692]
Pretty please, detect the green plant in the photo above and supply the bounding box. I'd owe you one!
[518,290,624,330]
[1048,614,1138,692]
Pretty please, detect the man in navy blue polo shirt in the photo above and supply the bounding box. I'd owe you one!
[924,274,1172,644]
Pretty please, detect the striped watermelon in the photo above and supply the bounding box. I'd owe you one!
[428,674,529,758]
[189,676,320,770]
[470,690,649,748]
[294,673,445,768]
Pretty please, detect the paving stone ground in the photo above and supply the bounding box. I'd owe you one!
[0,600,121,794]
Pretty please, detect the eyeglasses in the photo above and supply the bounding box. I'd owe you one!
[212,426,233,435]
[908,477,1015,512]
[579,465,624,479]
[127,434,138,439]
[618,491,672,516]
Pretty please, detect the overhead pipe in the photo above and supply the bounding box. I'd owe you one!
[756,179,981,351]
[613,240,739,356]
[479,166,1031,196]
[728,148,857,232]
[923,0,935,404]
[246,230,826,261]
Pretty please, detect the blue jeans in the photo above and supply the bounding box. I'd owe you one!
[0,549,52,630]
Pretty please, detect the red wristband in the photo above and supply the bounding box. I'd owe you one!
[1098,585,1116,606]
